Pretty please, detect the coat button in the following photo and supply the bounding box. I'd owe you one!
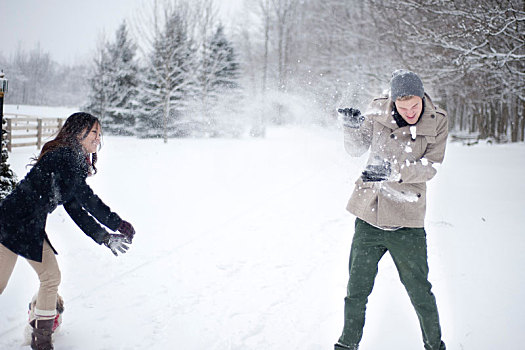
[390,134,395,139]
[417,193,422,198]
[431,114,435,118]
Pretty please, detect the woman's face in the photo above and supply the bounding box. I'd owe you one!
[79,123,101,154]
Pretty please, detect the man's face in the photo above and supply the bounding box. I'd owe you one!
[395,96,423,125]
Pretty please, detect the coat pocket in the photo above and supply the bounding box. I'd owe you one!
[378,182,426,224]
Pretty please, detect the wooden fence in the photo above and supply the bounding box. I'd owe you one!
[4,113,64,152]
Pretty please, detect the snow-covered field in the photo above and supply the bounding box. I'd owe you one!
[1,108,524,349]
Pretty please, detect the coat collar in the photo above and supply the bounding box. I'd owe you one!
[373,93,438,137]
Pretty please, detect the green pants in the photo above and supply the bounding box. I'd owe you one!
[337,218,445,350]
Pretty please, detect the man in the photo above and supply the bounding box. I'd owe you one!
[335,70,448,350]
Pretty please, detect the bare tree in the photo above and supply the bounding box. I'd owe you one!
[367,0,525,141]
[6,44,55,105]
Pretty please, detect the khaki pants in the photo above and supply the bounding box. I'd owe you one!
[0,240,61,320]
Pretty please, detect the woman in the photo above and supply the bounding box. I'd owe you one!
[0,112,135,350]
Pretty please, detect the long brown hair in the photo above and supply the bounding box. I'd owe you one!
[36,112,101,174]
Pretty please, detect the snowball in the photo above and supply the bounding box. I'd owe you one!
[410,125,417,139]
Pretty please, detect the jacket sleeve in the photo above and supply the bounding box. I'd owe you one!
[57,149,122,231]
[63,200,109,244]
[72,181,122,232]
[343,115,373,157]
[397,112,448,184]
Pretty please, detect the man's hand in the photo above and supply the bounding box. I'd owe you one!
[361,159,392,182]
[338,108,365,128]
[103,234,130,256]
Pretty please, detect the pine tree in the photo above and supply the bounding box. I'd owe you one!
[202,24,242,137]
[187,23,242,137]
[137,11,195,141]
[197,24,240,106]
[209,25,240,92]
[0,119,17,200]
[85,21,139,136]
[85,41,112,124]
[104,21,139,135]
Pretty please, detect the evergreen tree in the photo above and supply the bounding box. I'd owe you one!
[85,41,112,124]
[197,24,240,105]
[0,119,17,200]
[137,11,195,141]
[187,23,242,137]
[209,25,240,92]
[105,21,139,135]
[203,24,242,136]
[85,21,139,136]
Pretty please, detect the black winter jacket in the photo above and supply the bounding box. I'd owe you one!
[0,146,122,262]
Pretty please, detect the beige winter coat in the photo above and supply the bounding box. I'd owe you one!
[344,94,448,228]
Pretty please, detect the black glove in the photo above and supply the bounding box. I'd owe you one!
[337,108,364,128]
[117,220,135,243]
[103,234,130,256]
[361,159,392,182]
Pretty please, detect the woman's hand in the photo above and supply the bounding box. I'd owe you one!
[117,220,135,243]
[103,234,130,256]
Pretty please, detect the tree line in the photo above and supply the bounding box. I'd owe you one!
[239,0,524,142]
[1,0,523,142]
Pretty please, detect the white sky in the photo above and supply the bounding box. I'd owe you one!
[0,0,243,66]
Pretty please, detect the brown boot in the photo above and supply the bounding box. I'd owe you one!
[30,319,54,350]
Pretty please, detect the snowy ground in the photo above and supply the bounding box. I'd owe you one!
[1,111,524,349]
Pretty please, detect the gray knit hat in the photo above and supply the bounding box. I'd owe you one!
[390,69,424,101]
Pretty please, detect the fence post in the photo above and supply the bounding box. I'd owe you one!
[7,118,12,152]
[37,118,43,149]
